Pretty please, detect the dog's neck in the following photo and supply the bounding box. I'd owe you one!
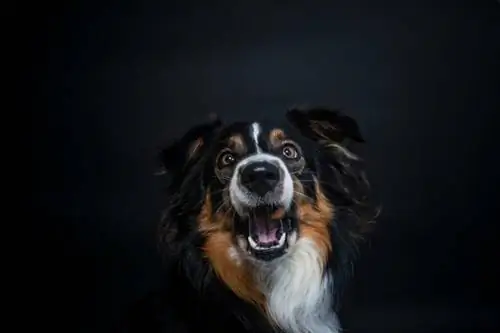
[252,237,341,333]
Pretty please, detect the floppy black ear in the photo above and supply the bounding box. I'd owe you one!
[286,107,365,144]
[157,114,222,176]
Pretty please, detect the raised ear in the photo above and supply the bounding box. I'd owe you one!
[157,114,222,175]
[286,107,365,144]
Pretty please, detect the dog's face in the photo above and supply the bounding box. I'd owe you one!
[209,121,309,261]
[159,108,374,310]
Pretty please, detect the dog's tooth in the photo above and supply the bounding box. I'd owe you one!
[248,236,259,249]
[278,233,286,247]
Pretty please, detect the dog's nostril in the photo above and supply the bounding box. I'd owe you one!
[263,170,279,181]
[240,162,280,195]
[241,169,256,184]
[241,165,279,184]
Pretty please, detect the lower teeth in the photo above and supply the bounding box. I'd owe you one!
[247,233,286,250]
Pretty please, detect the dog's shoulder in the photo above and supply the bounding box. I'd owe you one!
[115,273,268,333]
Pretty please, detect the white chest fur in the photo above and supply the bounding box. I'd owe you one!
[254,238,341,333]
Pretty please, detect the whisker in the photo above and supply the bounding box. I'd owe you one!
[212,174,232,183]
[208,187,230,197]
[295,179,334,188]
[293,190,313,202]
[214,202,226,215]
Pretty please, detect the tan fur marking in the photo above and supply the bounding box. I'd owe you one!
[269,128,286,148]
[228,134,247,154]
[203,232,266,308]
[198,181,333,313]
[198,192,265,309]
[294,180,333,263]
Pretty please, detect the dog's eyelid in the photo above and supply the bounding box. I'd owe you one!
[280,139,296,147]
[280,140,302,154]
[218,147,233,154]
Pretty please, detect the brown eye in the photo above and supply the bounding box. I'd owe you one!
[282,144,299,159]
[219,152,236,167]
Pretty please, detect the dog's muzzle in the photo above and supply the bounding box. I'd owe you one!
[229,154,296,261]
[230,154,294,214]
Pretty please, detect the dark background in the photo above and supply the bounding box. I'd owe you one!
[31,1,500,332]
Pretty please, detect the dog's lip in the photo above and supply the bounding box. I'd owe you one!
[247,232,287,251]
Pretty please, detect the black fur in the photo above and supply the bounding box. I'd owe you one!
[117,108,379,333]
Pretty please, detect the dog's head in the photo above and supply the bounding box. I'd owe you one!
[158,107,377,310]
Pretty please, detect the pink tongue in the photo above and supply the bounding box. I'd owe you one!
[255,219,279,243]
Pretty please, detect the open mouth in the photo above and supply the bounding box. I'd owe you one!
[236,205,297,261]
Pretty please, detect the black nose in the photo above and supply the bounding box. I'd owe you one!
[240,161,281,196]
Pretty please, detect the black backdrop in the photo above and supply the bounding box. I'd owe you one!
[31,1,500,332]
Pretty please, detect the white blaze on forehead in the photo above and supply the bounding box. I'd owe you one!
[250,122,262,153]
[229,121,294,215]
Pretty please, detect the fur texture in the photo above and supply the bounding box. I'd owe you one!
[118,107,379,333]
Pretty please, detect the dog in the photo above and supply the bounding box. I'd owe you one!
[119,107,379,333]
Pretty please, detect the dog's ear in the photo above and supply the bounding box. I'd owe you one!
[286,107,365,144]
[157,114,222,176]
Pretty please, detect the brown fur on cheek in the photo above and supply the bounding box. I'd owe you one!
[198,192,266,309]
[294,179,334,264]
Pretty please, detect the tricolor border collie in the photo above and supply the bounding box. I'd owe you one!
[121,107,379,333]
